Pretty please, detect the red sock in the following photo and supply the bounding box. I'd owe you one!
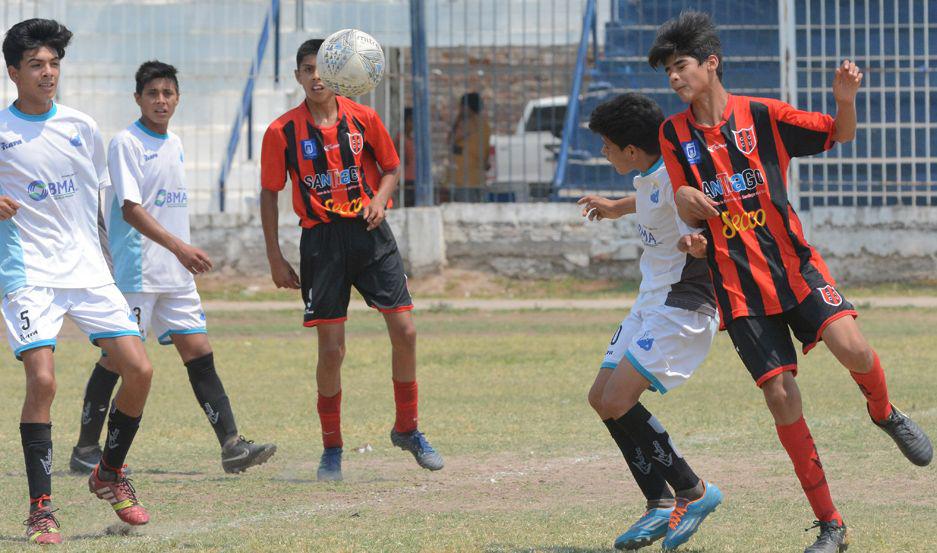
[776,417,842,524]
[317,391,343,448]
[849,351,892,421]
[393,379,418,433]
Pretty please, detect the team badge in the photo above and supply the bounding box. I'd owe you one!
[348,132,364,155]
[650,187,660,204]
[301,139,318,160]
[818,285,843,307]
[732,125,757,155]
[680,140,701,165]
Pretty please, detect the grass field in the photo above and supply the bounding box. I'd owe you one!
[0,305,934,552]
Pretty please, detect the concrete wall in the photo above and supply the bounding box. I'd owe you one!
[191,204,937,284]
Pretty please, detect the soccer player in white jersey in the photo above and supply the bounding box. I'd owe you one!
[0,19,152,544]
[68,60,277,475]
[578,93,721,551]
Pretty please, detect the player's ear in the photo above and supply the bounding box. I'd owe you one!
[133,92,142,108]
[706,55,720,74]
[7,64,18,84]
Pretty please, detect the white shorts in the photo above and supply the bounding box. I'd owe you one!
[124,286,207,345]
[2,285,141,360]
[601,304,718,395]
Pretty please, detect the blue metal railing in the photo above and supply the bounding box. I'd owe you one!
[217,0,280,212]
[551,0,596,198]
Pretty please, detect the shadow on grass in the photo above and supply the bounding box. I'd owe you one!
[484,546,707,553]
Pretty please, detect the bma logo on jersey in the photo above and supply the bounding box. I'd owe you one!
[301,139,318,160]
[681,140,701,165]
[154,188,187,207]
[27,178,76,201]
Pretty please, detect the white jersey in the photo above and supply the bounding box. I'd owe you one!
[631,158,716,316]
[107,120,193,293]
[0,102,114,295]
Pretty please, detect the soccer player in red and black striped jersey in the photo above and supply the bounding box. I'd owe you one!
[649,11,932,553]
[260,39,443,481]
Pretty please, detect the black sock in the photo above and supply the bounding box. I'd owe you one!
[77,363,119,448]
[185,353,238,446]
[21,423,53,502]
[602,419,674,505]
[101,408,141,472]
[615,403,700,495]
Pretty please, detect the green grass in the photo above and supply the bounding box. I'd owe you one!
[0,307,934,551]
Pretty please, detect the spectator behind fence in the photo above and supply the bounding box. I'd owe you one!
[398,107,416,206]
[446,92,491,202]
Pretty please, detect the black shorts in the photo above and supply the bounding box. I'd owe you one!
[299,219,412,326]
[726,285,858,387]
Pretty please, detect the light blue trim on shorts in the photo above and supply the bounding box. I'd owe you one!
[624,350,668,395]
[600,361,620,370]
[89,330,142,346]
[14,339,56,360]
[157,327,207,345]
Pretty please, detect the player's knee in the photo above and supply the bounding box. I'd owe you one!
[762,376,795,411]
[319,342,346,365]
[601,388,638,419]
[845,345,875,373]
[587,383,605,414]
[393,324,417,351]
[122,358,153,386]
[26,371,56,401]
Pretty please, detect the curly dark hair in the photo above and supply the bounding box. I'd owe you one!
[3,18,73,68]
[588,93,664,155]
[648,10,723,81]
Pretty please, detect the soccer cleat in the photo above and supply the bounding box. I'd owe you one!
[69,444,102,475]
[221,436,277,474]
[871,404,933,466]
[390,428,444,471]
[661,482,723,551]
[613,507,672,550]
[88,465,149,525]
[317,447,343,481]
[804,519,849,553]
[24,497,62,545]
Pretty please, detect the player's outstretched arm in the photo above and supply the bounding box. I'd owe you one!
[260,188,300,289]
[122,201,212,274]
[362,168,399,231]
[831,59,862,143]
[0,196,21,221]
[577,195,635,221]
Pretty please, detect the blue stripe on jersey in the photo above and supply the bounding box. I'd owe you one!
[108,195,144,292]
[134,119,169,140]
[9,101,57,122]
[639,156,664,177]
[0,219,27,295]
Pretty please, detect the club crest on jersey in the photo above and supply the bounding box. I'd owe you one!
[681,140,701,165]
[348,132,364,156]
[69,133,82,147]
[818,285,843,306]
[732,125,757,155]
[650,187,660,204]
[301,139,319,160]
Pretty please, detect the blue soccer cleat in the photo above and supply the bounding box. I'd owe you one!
[390,428,444,471]
[613,507,672,550]
[316,447,343,481]
[661,482,723,551]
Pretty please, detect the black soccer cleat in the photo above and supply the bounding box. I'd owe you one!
[390,428,444,471]
[221,436,277,474]
[317,447,343,481]
[871,404,933,467]
[804,520,848,553]
[69,444,102,475]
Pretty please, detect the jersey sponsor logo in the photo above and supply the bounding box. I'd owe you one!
[0,139,22,151]
[143,151,158,162]
[324,197,364,215]
[324,143,339,152]
[155,188,188,208]
[301,139,319,160]
[707,141,727,153]
[348,132,364,156]
[702,168,765,200]
[636,224,658,247]
[302,166,361,191]
[650,188,660,204]
[26,177,77,201]
[27,180,48,201]
[732,125,757,155]
[818,285,843,306]
[681,140,701,165]
[720,208,766,238]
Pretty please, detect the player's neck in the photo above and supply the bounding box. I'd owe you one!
[138,115,169,136]
[13,96,54,116]
[305,96,339,126]
[690,84,729,127]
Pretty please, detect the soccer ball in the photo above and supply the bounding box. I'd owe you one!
[317,29,385,97]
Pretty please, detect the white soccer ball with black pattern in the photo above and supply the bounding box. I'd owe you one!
[317,29,385,97]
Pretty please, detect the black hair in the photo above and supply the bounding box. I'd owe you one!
[648,10,723,81]
[296,38,324,68]
[588,93,664,155]
[135,60,179,95]
[460,92,482,114]
[2,18,72,69]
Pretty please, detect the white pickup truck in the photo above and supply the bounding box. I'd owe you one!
[488,96,567,201]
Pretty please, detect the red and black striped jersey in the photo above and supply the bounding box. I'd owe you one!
[261,97,399,228]
[659,94,838,325]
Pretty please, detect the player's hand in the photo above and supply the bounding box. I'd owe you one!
[678,233,708,259]
[675,186,719,223]
[174,242,213,274]
[362,200,386,231]
[0,196,21,220]
[577,195,618,221]
[269,255,300,289]
[832,59,863,105]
